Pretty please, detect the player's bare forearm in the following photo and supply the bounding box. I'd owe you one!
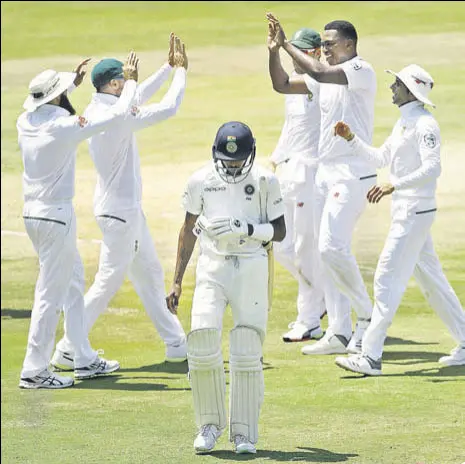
[268,49,290,93]
[173,218,197,286]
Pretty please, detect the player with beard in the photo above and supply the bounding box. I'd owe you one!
[17,52,139,389]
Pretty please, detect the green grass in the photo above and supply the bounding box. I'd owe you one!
[2,2,465,463]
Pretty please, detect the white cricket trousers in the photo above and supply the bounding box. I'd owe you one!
[314,165,377,339]
[274,164,325,328]
[191,252,269,339]
[21,203,97,378]
[84,208,185,345]
[363,200,465,360]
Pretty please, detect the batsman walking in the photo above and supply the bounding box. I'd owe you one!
[166,121,285,454]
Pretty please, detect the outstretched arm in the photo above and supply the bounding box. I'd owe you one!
[267,12,348,85]
[166,212,198,314]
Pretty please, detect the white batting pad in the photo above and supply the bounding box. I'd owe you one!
[187,328,227,430]
[229,325,264,443]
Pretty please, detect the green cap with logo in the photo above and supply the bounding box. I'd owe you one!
[290,28,321,50]
[91,58,124,89]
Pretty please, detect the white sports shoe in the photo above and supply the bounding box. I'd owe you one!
[51,349,75,371]
[301,332,349,355]
[335,354,382,376]
[438,345,465,366]
[165,340,187,363]
[194,424,221,454]
[74,356,120,380]
[233,434,257,454]
[282,322,323,343]
[19,369,74,389]
[346,318,371,354]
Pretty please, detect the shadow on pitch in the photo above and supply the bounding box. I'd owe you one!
[340,364,464,380]
[72,374,191,392]
[209,446,358,462]
[384,336,438,346]
[382,350,447,365]
[1,308,32,319]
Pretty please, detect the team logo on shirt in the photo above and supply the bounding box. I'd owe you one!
[307,90,313,101]
[423,133,437,148]
[352,60,362,71]
[244,184,255,195]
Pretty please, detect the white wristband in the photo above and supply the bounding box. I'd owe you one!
[250,223,274,242]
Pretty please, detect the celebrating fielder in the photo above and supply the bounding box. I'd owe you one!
[268,13,378,355]
[268,25,326,343]
[52,34,188,370]
[333,64,465,375]
[17,52,139,388]
[166,121,285,454]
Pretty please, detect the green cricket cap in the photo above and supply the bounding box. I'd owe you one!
[91,58,124,89]
[290,28,321,49]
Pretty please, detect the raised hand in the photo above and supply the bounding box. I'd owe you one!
[72,57,91,87]
[266,12,286,47]
[168,32,175,66]
[267,22,280,52]
[173,35,188,70]
[367,183,395,204]
[123,50,139,82]
[334,121,354,141]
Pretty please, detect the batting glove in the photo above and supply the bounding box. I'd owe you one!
[209,217,249,239]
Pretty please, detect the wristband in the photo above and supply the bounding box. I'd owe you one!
[250,223,274,242]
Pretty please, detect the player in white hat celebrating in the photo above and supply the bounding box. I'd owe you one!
[333,64,465,375]
[267,26,326,343]
[17,52,139,389]
[166,121,285,454]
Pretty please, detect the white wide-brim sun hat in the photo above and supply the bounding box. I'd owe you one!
[386,64,435,108]
[23,69,76,112]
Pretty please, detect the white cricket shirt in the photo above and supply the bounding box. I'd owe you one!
[318,56,377,179]
[349,100,441,210]
[271,73,320,167]
[85,66,186,215]
[182,163,285,257]
[17,80,137,210]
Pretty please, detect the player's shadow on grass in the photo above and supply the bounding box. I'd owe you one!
[340,364,464,380]
[72,374,191,392]
[382,350,446,365]
[210,446,358,462]
[1,309,31,319]
[384,336,438,346]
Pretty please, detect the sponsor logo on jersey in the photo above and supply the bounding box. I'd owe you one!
[244,184,255,195]
[352,61,362,71]
[334,192,340,198]
[273,197,283,205]
[297,202,304,208]
[204,186,227,192]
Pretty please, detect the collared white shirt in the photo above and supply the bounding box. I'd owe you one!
[17,80,137,209]
[271,73,320,166]
[349,100,441,209]
[85,65,186,215]
[182,163,284,257]
[318,56,377,179]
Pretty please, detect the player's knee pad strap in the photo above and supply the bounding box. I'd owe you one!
[187,328,226,430]
[229,326,264,443]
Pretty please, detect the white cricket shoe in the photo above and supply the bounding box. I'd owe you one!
[335,354,382,376]
[51,349,75,371]
[346,318,371,354]
[282,322,323,343]
[19,369,74,389]
[233,434,257,454]
[74,356,120,380]
[438,345,465,366]
[301,332,349,355]
[165,340,187,363]
[194,424,221,454]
